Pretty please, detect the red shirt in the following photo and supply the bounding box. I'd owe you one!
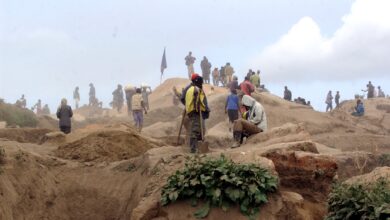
[240,80,255,96]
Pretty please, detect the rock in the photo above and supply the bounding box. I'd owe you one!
[345,166,390,185]
[264,149,337,201]
[131,197,161,220]
[332,152,390,180]
[0,121,6,128]
[40,131,66,144]
[246,123,311,147]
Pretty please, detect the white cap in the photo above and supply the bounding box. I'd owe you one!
[124,84,134,91]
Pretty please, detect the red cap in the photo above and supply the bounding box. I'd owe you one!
[191,73,200,81]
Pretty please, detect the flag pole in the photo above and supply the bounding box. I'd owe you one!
[160,46,167,85]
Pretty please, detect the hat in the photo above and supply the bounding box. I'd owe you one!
[124,84,134,91]
[191,73,200,81]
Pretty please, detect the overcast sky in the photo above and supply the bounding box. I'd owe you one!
[0,0,389,112]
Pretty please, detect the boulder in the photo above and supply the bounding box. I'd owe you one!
[263,148,337,201]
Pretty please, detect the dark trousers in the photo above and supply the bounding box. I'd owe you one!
[188,113,205,153]
[60,126,71,134]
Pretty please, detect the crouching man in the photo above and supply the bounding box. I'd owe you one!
[231,95,267,148]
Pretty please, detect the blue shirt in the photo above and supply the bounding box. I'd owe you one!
[226,94,239,110]
[356,103,364,114]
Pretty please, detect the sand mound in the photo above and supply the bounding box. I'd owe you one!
[55,129,158,162]
[345,166,390,185]
[36,115,58,130]
[0,128,52,144]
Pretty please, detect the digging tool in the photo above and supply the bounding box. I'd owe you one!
[198,88,209,153]
[177,108,186,145]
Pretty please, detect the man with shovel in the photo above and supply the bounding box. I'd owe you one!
[181,74,210,153]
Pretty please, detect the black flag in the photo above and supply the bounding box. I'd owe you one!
[160,48,167,75]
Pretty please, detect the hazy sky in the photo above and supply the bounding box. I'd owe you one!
[1,0,389,112]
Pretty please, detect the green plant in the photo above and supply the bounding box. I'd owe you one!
[161,154,278,219]
[127,163,136,172]
[326,178,390,220]
[0,146,5,165]
[378,154,390,166]
[0,102,38,127]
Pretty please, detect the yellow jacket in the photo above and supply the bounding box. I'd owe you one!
[185,85,206,114]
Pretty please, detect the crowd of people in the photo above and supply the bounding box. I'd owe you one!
[6,53,388,152]
[184,51,261,89]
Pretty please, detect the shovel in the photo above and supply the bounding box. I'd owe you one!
[177,108,186,145]
[198,89,209,154]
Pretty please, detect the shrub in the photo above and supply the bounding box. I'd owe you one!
[0,102,38,127]
[161,154,278,219]
[0,146,5,174]
[326,178,390,220]
[378,154,390,166]
[0,146,5,165]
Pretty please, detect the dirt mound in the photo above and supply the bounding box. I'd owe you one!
[0,102,38,127]
[345,166,390,185]
[143,105,183,127]
[55,129,158,162]
[36,115,58,130]
[0,128,52,143]
[73,105,109,118]
[157,191,324,220]
[333,152,390,180]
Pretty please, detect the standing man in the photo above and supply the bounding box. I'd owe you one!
[132,88,147,132]
[89,83,96,106]
[256,70,261,88]
[42,104,51,115]
[246,69,253,79]
[212,68,219,86]
[73,87,80,109]
[124,84,136,116]
[200,56,212,84]
[335,91,340,108]
[366,81,374,99]
[284,86,292,101]
[33,99,42,115]
[181,74,210,153]
[224,63,235,84]
[112,84,124,112]
[185,51,196,79]
[17,95,27,108]
[56,98,73,134]
[229,76,240,92]
[240,77,255,96]
[225,89,240,132]
[219,66,226,87]
[325,91,333,112]
[141,84,152,110]
[250,72,260,89]
[378,86,385,97]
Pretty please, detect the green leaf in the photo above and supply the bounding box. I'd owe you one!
[194,202,211,219]
[168,191,178,202]
[213,188,221,198]
[255,193,268,203]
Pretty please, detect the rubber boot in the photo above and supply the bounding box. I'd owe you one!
[231,132,242,148]
[190,138,198,153]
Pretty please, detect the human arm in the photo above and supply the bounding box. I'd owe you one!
[69,106,73,118]
[56,107,61,119]
[248,105,264,125]
[225,97,228,114]
[141,100,147,114]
